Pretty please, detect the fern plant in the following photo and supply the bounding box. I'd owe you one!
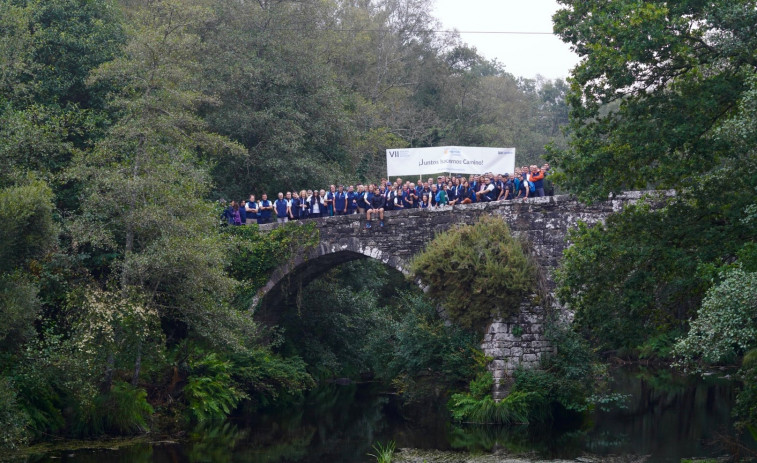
[184,352,247,422]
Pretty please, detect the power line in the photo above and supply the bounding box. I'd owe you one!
[266,28,554,35]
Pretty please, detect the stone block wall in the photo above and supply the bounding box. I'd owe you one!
[481,299,553,400]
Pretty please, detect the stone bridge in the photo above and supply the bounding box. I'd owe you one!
[254,191,670,397]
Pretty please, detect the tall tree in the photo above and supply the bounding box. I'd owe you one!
[70,0,249,387]
[550,0,757,200]
[550,0,757,350]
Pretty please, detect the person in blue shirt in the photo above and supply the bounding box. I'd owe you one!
[419,193,430,208]
[401,186,414,209]
[245,194,258,224]
[470,175,479,193]
[383,184,395,211]
[289,191,300,220]
[237,198,247,224]
[355,185,368,214]
[220,199,233,225]
[258,193,273,224]
[298,190,310,219]
[274,192,289,224]
[446,180,457,206]
[334,185,348,215]
[324,185,336,216]
[346,185,357,215]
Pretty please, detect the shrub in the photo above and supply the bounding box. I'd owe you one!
[0,377,31,450]
[184,351,247,422]
[76,381,153,435]
[735,349,757,439]
[674,267,757,370]
[449,372,545,425]
[410,216,536,330]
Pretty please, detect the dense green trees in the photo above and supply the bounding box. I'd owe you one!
[551,0,757,350]
[551,0,757,199]
[550,0,757,435]
[196,0,568,198]
[0,0,572,449]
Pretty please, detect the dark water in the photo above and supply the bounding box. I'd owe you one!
[12,367,756,463]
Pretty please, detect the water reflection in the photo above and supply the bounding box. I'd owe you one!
[14,367,756,463]
[583,367,740,461]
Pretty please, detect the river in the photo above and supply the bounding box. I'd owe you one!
[9,367,755,463]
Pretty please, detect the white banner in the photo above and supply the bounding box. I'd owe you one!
[386,146,516,177]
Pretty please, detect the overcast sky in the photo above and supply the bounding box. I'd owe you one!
[431,0,581,81]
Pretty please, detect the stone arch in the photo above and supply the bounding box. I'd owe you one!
[252,237,409,319]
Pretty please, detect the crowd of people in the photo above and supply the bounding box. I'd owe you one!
[222,163,552,229]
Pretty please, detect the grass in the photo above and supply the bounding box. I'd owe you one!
[368,440,396,463]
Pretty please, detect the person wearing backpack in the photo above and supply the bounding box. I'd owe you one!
[435,184,449,206]
[530,165,545,197]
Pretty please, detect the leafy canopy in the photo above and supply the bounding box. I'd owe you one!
[550,0,757,200]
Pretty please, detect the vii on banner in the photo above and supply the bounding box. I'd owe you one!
[386,146,516,177]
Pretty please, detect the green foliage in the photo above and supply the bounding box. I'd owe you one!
[526,319,604,412]
[550,0,757,200]
[411,216,537,330]
[0,179,57,272]
[0,273,41,352]
[638,330,682,361]
[449,370,545,425]
[0,377,31,450]
[0,0,124,107]
[276,260,478,402]
[557,181,757,352]
[735,349,757,437]
[372,292,480,401]
[229,348,315,410]
[184,351,247,423]
[674,267,757,370]
[224,222,319,307]
[76,381,153,436]
[368,440,396,463]
[12,329,99,438]
[449,319,610,426]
